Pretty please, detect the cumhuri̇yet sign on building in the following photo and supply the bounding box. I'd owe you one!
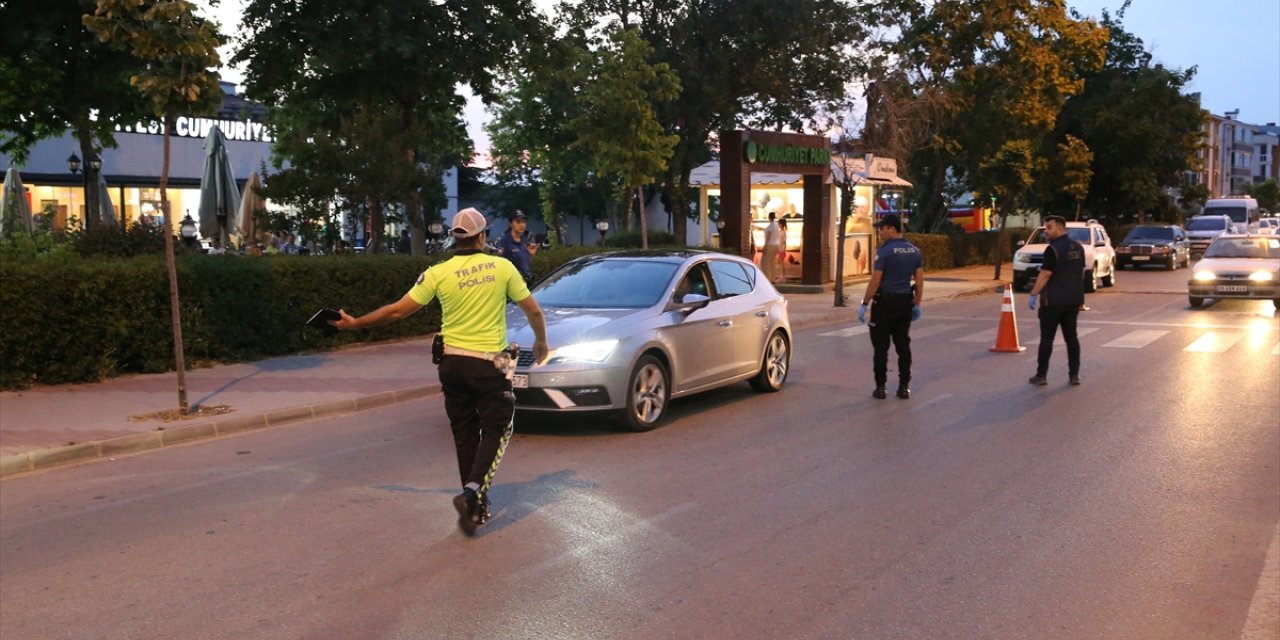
[114,117,274,143]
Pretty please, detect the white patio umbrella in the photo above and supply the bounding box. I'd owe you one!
[97,172,118,228]
[2,167,33,236]
[237,170,264,246]
[198,125,241,244]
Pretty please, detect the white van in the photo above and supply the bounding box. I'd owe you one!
[1199,197,1260,233]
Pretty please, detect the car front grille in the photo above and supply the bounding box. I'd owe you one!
[1128,245,1153,256]
[1028,255,1044,264]
[514,388,558,408]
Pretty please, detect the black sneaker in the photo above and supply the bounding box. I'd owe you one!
[896,387,911,399]
[872,387,887,399]
[1028,375,1048,386]
[453,489,479,536]
[1069,375,1081,386]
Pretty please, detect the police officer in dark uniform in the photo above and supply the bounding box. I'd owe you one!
[332,208,549,536]
[1027,214,1085,386]
[858,214,924,399]
[494,210,538,285]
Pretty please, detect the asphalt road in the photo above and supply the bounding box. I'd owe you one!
[2,267,1277,640]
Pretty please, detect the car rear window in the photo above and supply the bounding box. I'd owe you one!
[709,260,754,297]
[1186,217,1227,231]
[1124,227,1175,241]
[533,259,679,308]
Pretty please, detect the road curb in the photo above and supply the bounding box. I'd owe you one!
[0,383,442,481]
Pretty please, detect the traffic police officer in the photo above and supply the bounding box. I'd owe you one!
[1027,215,1085,386]
[858,214,924,399]
[333,208,549,535]
[494,210,538,284]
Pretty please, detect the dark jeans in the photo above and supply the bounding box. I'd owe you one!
[869,294,913,388]
[1036,305,1080,377]
[438,355,515,495]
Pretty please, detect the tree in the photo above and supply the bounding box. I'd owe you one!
[1245,178,1279,213]
[85,0,224,413]
[868,0,1107,233]
[0,0,151,230]
[1056,134,1093,220]
[1052,4,1205,223]
[235,0,544,255]
[569,28,680,249]
[564,0,868,245]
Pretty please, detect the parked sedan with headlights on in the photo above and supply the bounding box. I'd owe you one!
[1187,235,1280,309]
[1115,224,1190,270]
[504,250,792,431]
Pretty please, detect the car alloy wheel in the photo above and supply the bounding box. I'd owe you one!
[620,355,669,432]
[1189,296,1204,309]
[1085,269,1097,293]
[749,331,790,392]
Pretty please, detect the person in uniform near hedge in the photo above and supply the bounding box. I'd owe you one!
[494,210,538,284]
[332,207,549,535]
[857,214,924,399]
[1026,214,1085,387]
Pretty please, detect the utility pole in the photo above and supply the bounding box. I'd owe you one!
[991,195,1006,281]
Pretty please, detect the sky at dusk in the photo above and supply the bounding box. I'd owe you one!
[202,0,1280,152]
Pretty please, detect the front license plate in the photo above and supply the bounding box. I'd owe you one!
[512,374,529,389]
[1215,285,1248,293]
[1132,255,1150,261]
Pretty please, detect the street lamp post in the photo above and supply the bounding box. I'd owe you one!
[180,212,198,250]
[595,219,609,246]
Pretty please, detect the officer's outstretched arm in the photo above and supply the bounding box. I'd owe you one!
[516,296,550,364]
[333,293,423,330]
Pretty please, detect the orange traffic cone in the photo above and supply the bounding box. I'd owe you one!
[990,283,1026,353]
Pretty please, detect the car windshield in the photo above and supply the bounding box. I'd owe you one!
[1026,227,1091,244]
[533,259,680,308]
[1203,238,1280,259]
[1201,206,1247,223]
[1124,227,1174,241]
[1186,217,1227,231]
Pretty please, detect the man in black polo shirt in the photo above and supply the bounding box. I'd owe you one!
[858,214,924,399]
[1027,215,1085,386]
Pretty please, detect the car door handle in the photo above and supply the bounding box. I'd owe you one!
[755,311,768,317]
[718,320,733,327]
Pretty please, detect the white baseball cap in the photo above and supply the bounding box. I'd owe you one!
[450,208,487,238]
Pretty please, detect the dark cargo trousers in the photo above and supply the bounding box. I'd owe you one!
[438,355,515,495]
[868,293,914,388]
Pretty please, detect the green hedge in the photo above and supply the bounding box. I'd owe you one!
[0,254,447,388]
[904,230,1028,270]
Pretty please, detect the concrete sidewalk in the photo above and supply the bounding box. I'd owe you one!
[0,263,1008,478]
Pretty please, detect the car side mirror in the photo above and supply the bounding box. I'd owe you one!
[676,293,711,313]
[1016,240,1026,247]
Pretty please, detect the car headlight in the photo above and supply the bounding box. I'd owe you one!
[1248,271,1275,282]
[548,340,619,364]
[1014,252,1029,263]
[1193,271,1216,282]
[1116,246,1130,254]
[1152,246,1169,254]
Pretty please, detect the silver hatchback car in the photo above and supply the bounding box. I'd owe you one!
[504,250,792,431]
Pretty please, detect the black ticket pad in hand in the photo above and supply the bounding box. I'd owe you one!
[306,308,342,334]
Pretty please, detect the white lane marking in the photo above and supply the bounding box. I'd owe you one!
[1102,329,1170,349]
[1272,343,1280,356]
[1024,327,1100,346]
[1240,522,1280,640]
[819,325,869,338]
[927,315,1279,332]
[909,323,967,339]
[1184,331,1245,353]
[955,328,997,343]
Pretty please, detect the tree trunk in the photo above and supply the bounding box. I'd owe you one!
[638,186,649,250]
[834,187,852,307]
[77,129,99,231]
[368,197,383,253]
[1074,198,1082,221]
[161,116,188,413]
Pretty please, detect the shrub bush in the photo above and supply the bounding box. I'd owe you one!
[0,253,448,388]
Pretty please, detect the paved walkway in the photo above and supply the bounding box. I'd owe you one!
[0,263,1009,478]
